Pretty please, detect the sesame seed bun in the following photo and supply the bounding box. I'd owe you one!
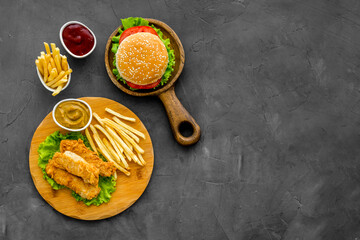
[115,32,169,86]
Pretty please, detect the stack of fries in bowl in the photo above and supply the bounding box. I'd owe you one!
[35,42,72,96]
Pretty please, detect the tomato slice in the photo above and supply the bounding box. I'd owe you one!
[119,26,158,44]
[126,78,162,89]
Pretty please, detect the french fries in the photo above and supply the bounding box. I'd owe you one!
[44,42,51,55]
[105,108,136,122]
[110,117,145,139]
[93,134,130,176]
[35,42,71,96]
[35,59,43,75]
[84,108,147,176]
[94,124,129,169]
[85,128,98,155]
[112,117,140,143]
[105,125,141,165]
[102,138,128,169]
[61,56,69,71]
[52,85,62,96]
[93,112,104,126]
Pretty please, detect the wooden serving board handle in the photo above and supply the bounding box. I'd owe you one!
[158,86,201,146]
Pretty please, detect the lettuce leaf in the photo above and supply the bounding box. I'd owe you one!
[72,176,116,206]
[122,17,149,30]
[37,131,116,206]
[111,17,175,89]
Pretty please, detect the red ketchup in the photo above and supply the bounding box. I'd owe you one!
[62,24,94,56]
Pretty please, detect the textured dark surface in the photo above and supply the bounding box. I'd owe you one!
[1,0,360,239]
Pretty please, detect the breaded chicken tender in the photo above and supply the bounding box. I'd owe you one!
[52,151,99,185]
[60,139,116,177]
[45,160,101,200]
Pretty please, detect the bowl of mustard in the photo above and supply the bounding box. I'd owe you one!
[52,98,92,132]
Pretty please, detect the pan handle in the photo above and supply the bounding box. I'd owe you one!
[158,86,201,146]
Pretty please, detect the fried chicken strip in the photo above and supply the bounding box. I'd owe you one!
[60,139,116,177]
[45,160,101,200]
[51,151,99,185]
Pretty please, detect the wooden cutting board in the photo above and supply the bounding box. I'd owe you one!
[29,97,154,220]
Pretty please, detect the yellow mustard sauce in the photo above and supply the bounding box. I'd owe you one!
[54,101,90,129]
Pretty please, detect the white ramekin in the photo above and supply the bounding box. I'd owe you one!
[59,21,97,59]
[52,98,93,132]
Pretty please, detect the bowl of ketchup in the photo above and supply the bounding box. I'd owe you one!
[60,21,96,58]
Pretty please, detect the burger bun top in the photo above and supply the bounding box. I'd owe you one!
[115,32,169,86]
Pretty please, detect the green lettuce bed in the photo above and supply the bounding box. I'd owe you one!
[111,17,175,90]
[37,131,116,206]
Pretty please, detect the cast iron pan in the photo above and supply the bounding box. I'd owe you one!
[105,18,201,146]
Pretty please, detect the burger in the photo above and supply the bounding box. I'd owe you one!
[116,31,168,89]
[111,17,175,90]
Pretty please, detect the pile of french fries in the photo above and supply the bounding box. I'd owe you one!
[85,108,146,176]
[35,42,72,96]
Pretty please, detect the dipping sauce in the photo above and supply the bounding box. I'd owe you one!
[54,101,90,129]
[62,23,94,56]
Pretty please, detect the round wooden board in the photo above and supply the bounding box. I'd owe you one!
[29,97,154,220]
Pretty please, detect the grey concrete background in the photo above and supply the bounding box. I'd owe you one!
[1,0,360,239]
